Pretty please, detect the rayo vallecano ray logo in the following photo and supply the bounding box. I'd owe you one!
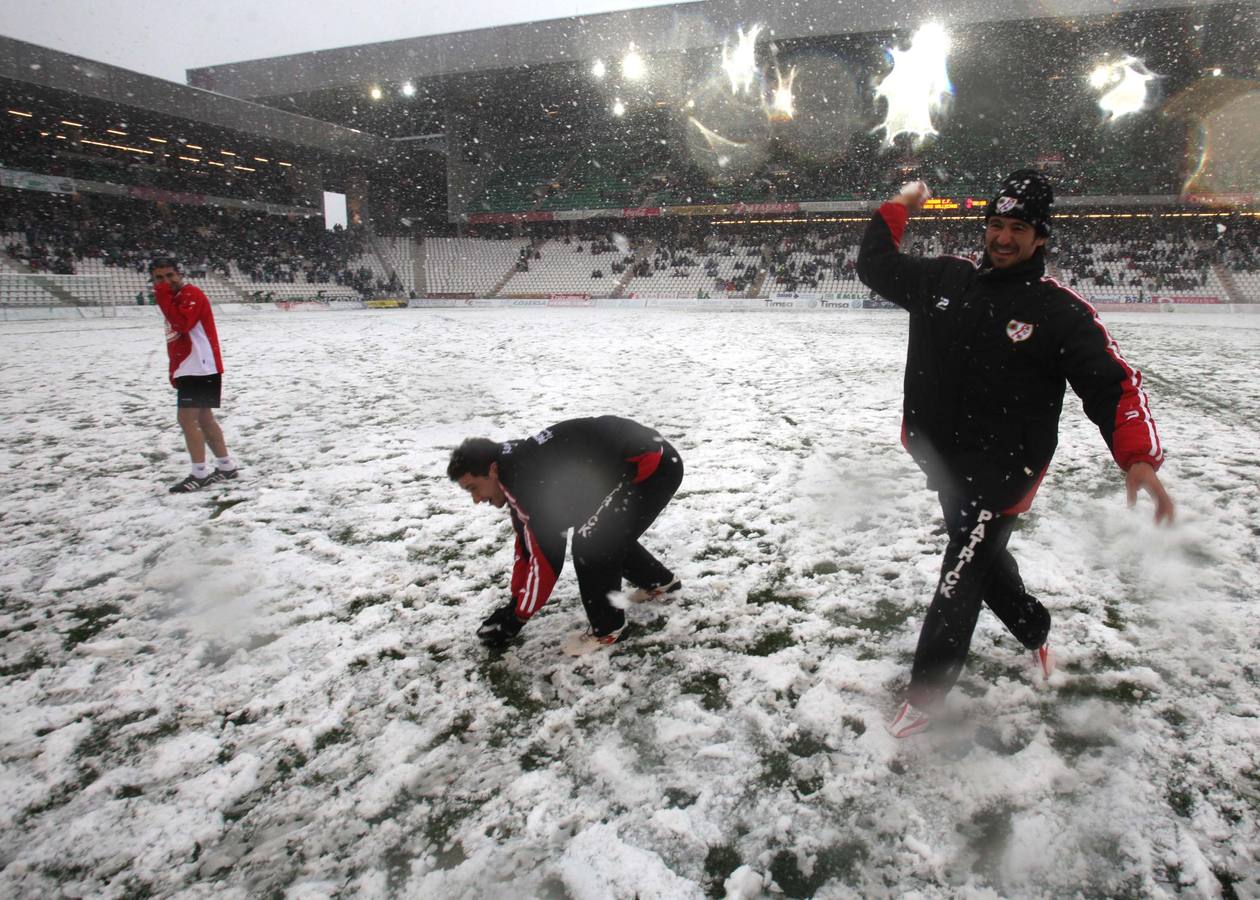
[995,195,1022,215]
[1007,319,1034,342]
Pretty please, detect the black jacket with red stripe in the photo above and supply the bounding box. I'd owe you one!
[857,202,1164,512]
[495,416,668,620]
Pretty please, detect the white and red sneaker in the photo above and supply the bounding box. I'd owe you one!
[560,624,627,657]
[1033,643,1055,681]
[887,701,931,739]
[627,578,682,604]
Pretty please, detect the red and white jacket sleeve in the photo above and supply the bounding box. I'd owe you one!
[504,497,564,622]
[1060,294,1165,471]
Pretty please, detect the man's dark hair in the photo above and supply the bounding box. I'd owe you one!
[447,438,500,480]
[148,257,180,273]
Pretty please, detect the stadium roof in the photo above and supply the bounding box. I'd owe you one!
[0,35,394,160]
[188,0,1245,99]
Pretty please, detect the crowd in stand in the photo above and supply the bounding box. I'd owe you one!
[1,192,404,296]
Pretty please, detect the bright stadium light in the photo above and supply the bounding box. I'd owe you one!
[622,45,646,81]
[721,24,762,95]
[612,99,626,117]
[1090,56,1158,122]
[873,22,954,146]
[401,82,416,97]
[370,86,383,100]
[592,59,607,79]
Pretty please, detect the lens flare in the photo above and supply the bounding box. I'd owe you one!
[622,46,646,81]
[767,66,797,123]
[1091,56,1159,122]
[873,23,953,147]
[721,24,762,95]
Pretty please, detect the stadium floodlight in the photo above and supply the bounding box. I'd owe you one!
[622,45,646,81]
[612,99,627,117]
[401,82,416,97]
[873,22,953,147]
[370,86,383,100]
[1090,56,1157,122]
[592,59,607,79]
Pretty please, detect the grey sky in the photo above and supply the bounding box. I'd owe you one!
[2,0,693,85]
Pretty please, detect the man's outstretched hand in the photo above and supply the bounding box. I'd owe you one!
[477,603,525,648]
[1126,462,1175,525]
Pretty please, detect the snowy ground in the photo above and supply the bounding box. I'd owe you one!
[0,308,1257,899]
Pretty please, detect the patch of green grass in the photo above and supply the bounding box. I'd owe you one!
[748,629,796,657]
[704,845,743,898]
[483,661,545,717]
[0,649,48,678]
[1214,868,1243,900]
[1058,678,1153,704]
[275,748,308,777]
[423,802,477,851]
[962,802,1014,887]
[787,731,827,758]
[1167,779,1195,817]
[665,787,698,807]
[760,750,792,787]
[769,843,869,898]
[746,586,806,610]
[313,727,351,752]
[842,715,866,737]
[62,603,122,649]
[680,672,729,711]
[0,621,37,641]
[520,742,557,771]
[810,561,840,576]
[209,497,250,519]
[429,712,473,749]
[346,593,394,617]
[828,598,906,633]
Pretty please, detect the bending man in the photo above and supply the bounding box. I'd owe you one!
[448,416,683,654]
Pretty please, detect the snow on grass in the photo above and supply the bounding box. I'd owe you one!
[0,308,1257,898]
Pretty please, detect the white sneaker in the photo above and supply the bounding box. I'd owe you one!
[560,624,627,657]
[887,701,931,738]
[1033,643,1055,681]
[626,578,681,604]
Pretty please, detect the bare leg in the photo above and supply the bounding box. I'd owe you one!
[197,409,229,459]
[177,408,207,464]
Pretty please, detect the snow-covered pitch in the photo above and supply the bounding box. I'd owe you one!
[1,308,1257,898]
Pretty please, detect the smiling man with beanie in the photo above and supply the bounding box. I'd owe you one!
[856,170,1175,737]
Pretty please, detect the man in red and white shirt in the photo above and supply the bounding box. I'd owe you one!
[151,258,238,493]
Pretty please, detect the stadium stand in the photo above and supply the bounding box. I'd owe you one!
[423,236,532,296]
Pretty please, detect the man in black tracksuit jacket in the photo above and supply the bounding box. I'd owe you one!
[856,170,1175,736]
[448,416,683,650]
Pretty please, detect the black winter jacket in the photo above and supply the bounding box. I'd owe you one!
[494,416,669,618]
[857,202,1164,511]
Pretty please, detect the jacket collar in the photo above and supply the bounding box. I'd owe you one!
[979,248,1046,282]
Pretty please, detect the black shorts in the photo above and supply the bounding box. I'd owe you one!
[175,374,222,408]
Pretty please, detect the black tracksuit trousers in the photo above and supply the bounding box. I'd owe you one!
[570,446,683,636]
[909,494,1052,704]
